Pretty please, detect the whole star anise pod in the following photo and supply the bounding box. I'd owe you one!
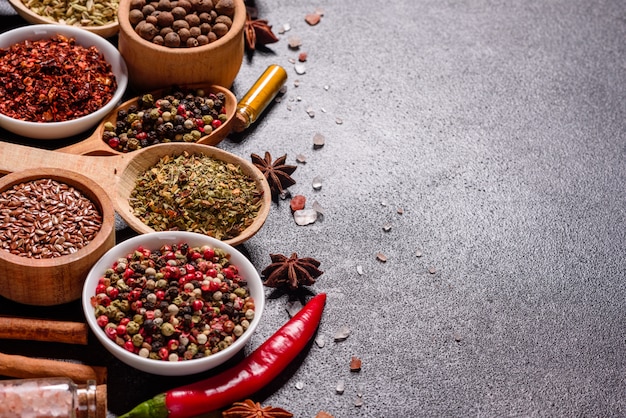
[222,399,293,418]
[251,152,296,201]
[262,253,323,290]
[244,8,279,51]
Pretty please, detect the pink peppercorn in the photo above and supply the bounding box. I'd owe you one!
[116,324,127,336]
[124,340,136,352]
[97,315,108,327]
[203,247,215,259]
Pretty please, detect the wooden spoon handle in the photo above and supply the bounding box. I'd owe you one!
[0,141,123,202]
[55,131,119,156]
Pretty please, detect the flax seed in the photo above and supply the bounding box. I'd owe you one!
[0,179,102,259]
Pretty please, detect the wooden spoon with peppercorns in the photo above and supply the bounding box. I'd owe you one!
[56,84,237,156]
[56,65,287,156]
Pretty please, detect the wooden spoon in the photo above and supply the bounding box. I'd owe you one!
[56,85,237,156]
[0,141,271,247]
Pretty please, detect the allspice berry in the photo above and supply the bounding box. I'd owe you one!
[141,4,155,16]
[198,12,211,23]
[197,34,209,45]
[164,31,181,47]
[129,0,145,9]
[211,22,228,38]
[199,22,212,34]
[171,6,187,20]
[160,26,174,36]
[189,26,201,37]
[139,22,158,40]
[156,11,174,27]
[157,0,171,11]
[178,28,191,43]
[196,0,213,13]
[187,37,199,47]
[214,14,231,28]
[185,13,200,27]
[214,0,234,17]
[172,19,190,31]
[177,0,192,12]
[129,8,144,24]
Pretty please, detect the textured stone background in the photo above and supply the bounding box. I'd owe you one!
[1,0,625,417]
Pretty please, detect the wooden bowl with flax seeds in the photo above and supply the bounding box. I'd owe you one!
[0,168,115,306]
[7,0,119,38]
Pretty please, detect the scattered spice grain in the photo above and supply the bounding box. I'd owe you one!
[289,195,306,212]
[349,356,362,372]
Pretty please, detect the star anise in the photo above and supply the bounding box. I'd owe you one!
[222,399,293,418]
[244,9,279,51]
[261,253,323,290]
[251,152,296,201]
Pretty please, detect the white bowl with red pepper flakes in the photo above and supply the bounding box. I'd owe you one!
[0,24,128,140]
[82,231,265,376]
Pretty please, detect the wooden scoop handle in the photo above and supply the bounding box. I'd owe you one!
[0,141,125,202]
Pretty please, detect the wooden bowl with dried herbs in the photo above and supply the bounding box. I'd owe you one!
[0,168,116,306]
[115,142,271,246]
[7,0,119,38]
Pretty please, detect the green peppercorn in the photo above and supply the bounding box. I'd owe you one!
[127,321,140,335]
[105,305,119,319]
[161,322,176,337]
[132,333,144,346]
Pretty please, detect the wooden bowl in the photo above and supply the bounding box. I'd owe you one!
[7,0,119,38]
[117,0,246,92]
[0,169,116,306]
[114,143,272,247]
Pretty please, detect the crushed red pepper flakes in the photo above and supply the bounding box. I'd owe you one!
[0,35,117,122]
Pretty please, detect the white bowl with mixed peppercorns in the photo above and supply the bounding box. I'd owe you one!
[82,231,264,376]
[0,25,128,140]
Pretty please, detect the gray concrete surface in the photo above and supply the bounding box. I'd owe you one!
[1,0,625,417]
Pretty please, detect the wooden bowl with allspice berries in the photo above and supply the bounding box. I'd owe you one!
[117,0,246,92]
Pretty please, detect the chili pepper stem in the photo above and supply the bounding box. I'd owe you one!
[118,393,169,418]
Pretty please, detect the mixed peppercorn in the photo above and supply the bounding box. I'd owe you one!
[90,242,255,361]
[102,88,228,152]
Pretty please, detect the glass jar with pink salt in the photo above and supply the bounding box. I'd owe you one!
[0,377,106,418]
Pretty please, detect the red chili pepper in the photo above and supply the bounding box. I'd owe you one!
[119,293,327,418]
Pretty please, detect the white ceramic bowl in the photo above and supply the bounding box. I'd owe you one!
[0,25,128,140]
[82,231,265,376]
